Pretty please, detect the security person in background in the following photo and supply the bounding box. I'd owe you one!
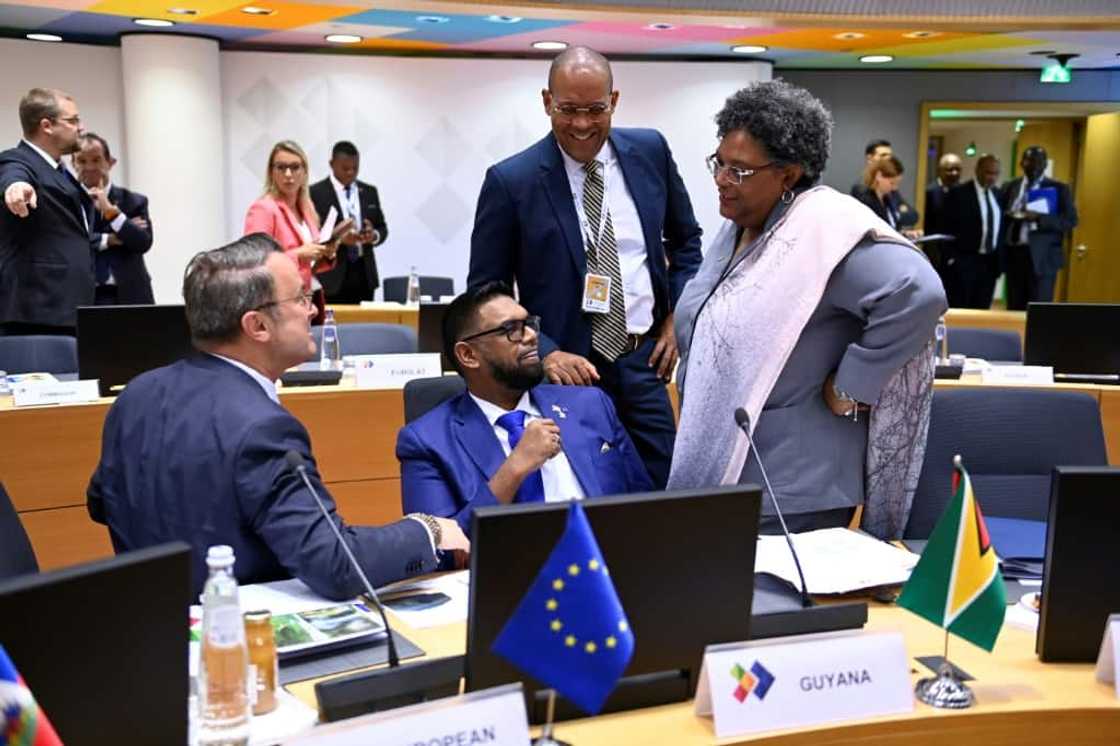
[941,154,1003,309]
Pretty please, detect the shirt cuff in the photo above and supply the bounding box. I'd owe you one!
[109,212,127,232]
[99,233,109,251]
[406,515,437,555]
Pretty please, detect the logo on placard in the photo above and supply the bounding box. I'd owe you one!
[730,661,775,703]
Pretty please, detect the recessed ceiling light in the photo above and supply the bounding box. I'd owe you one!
[646,23,674,31]
[26,33,62,42]
[240,6,275,15]
[486,15,522,24]
[324,34,362,44]
[903,31,939,39]
[416,16,449,24]
[730,45,768,54]
[859,54,893,64]
[532,40,568,51]
[167,7,197,15]
[134,18,175,27]
[833,32,865,40]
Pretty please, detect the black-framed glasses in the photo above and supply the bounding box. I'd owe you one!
[54,115,81,125]
[550,102,613,119]
[459,315,541,344]
[272,162,304,174]
[706,153,777,185]
[254,291,313,312]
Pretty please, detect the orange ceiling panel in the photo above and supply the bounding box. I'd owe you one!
[200,1,363,30]
[737,27,975,52]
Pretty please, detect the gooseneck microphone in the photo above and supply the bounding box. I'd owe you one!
[284,450,400,668]
[734,408,813,609]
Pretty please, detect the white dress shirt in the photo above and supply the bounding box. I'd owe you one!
[86,180,128,285]
[973,180,1001,255]
[22,138,88,233]
[470,391,586,502]
[561,143,654,335]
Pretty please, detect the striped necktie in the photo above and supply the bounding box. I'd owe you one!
[582,160,629,361]
[344,184,359,262]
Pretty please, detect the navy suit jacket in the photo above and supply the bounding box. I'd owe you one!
[87,354,437,599]
[397,384,652,532]
[998,176,1078,276]
[0,141,94,326]
[91,184,154,303]
[468,129,702,357]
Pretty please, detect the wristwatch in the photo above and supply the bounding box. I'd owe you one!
[407,512,442,549]
[831,382,861,422]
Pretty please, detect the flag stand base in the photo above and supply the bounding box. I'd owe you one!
[533,689,573,746]
[915,663,975,709]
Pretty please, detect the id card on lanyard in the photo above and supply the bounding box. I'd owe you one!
[578,162,612,315]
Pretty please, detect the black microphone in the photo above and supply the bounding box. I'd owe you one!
[284,450,400,668]
[734,408,813,609]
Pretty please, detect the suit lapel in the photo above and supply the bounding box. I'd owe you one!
[530,387,602,497]
[275,198,306,242]
[610,131,659,260]
[20,143,87,234]
[452,393,507,481]
[539,135,587,277]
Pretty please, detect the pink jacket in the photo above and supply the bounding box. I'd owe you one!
[243,194,334,288]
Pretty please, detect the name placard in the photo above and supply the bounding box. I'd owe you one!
[287,683,529,746]
[11,379,100,407]
[1095,614,1120,697]
[352,354,441,390]
[982,365,1053,385]
[695,630,913,738]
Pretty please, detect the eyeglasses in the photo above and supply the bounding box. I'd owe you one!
[550,102,613,119]
[706,154,778,185]
[254,291,313,312]
[54,115,81,126]
[272,162,304,174]
[459,315,541,344]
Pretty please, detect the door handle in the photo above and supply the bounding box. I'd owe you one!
[1073,243,1088,260]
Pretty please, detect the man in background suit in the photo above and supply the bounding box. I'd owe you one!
[999,145,1078,310]
[310,141,387,303]
[924,152,962,236]
[88,233,467,599]
[941,154,1003,309]
[398,282,651,532]
[0,88,93,335]
[468,47,702,488]
[74,132,154,305]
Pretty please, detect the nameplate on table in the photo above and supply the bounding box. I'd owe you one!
[694,630,913,738]
[11,379,100,407]
[287,683,529,745]
[352,353,441,389]
[981,365,1053,385]
[1095,614,1120,697]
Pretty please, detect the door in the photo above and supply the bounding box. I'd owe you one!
[1067,112,1120,302]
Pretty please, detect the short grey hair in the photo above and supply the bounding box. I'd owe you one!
[715,79,833,189]
[183,233,280,344]
[19,88,72,137]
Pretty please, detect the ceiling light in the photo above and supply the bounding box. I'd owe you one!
[833,32,865,40]
[532,40,568,51]
[646,23,674,31]
[731,45,768,54]
[417,16,449,24]
[964,141,977,157]
[903,31,939,39]
[134,18,175,27]
[486,15,522,24]
[325,34,362,44]
[240,6,275,15]
[26,33,62,42]
[167,8,198,15]
[859,54,894,64]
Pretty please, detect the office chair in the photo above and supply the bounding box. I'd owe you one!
[403,375,465,423]
[311,323,417,357]
[382,276,454,303]
[946,328,1022,362]
[904,388,1108,538]
[0,481,39,580]
[0,335,78,375]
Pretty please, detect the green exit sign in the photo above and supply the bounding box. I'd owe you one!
[1040,62,1072,84]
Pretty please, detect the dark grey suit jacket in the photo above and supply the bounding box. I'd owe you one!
[998,176,1078,276]
[310,177,387,296]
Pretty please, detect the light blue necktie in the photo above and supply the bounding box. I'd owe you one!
[344,184,360,263]
[496,411,545,503]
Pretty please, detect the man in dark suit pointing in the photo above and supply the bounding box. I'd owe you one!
[468,47,702,487]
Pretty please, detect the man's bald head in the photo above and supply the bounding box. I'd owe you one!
[547,46,613,93]
[937,152,963,187]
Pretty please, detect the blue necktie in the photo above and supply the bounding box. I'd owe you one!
[496,411,545,503]
[345,184,359,263]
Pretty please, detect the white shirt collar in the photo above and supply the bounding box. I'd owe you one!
[560,140,614,181]
[330,173,356,196]
[21,138,58,170]
[469,390,538,426]
[208,353,279,404]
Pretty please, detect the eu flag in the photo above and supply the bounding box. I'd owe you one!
[491,502,635,715]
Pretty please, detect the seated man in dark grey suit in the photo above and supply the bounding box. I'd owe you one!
[87,233,468,599]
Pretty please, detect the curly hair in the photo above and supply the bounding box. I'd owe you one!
[715,79,833,188]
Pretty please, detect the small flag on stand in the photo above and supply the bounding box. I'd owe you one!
[491,502,635,715]
[1,644,64,746]
[897,456,1006,651]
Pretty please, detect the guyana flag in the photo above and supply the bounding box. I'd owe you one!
[897,457,1006,651]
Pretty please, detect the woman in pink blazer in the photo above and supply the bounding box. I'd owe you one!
[244,140,352,323]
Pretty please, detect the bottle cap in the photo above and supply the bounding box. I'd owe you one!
[206,544,235,568]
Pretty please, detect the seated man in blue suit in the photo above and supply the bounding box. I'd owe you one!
[398,282,652,532]
[87,233,468,599]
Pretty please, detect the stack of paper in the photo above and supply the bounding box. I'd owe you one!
[755,528,920,594]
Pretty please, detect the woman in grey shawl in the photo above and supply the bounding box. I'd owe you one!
[669,80,947,537]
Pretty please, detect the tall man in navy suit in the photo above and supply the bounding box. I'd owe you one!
[88,233,468,598]
[468,47,702,488]
[941,154,1004,309]
[398,282,652,532]
[0,88,93,335]
[74,133,155,305]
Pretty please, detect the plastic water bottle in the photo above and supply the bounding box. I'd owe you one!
[406,266,421,307]
[198,546,250,746]
[934,316,948,364]
[320,308,342,371]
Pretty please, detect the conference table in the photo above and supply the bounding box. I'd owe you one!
[283,597,1119,745]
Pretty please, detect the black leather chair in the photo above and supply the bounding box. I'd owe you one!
[0,335,78,374]
[311,322,417,356]
[0,481,38,580]
[382,276,454,304]
[905,388,1108,538]
[403,375,465,423]
[946,328,1023,362]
